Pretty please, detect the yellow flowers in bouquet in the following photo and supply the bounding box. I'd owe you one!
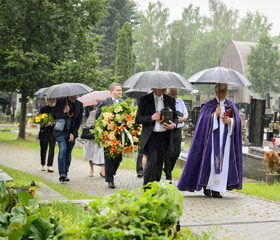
[93,99,142,159]
[30,113,55,127]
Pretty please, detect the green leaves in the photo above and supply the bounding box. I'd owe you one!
[67,182,183,239]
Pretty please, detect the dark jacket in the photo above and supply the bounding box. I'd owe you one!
[96,97,114,120]
[53,98,83,138]
[38,105,55,142]
[136,92,178,149]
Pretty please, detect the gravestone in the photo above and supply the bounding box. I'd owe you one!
[249,98,266,146]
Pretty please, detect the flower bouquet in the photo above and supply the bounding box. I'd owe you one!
[30,113,55,127]
[93,99,142,159]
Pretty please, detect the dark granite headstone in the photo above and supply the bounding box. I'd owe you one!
[249,98,266,146]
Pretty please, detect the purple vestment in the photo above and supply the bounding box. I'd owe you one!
[177,98,243,191]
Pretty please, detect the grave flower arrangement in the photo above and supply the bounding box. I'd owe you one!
[30,113,55,127]
[93,98,142,159]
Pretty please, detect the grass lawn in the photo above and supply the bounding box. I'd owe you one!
[0,129,280,201]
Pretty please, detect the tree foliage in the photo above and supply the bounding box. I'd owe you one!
[115,22,133,84]
[95,0,137,72]
[247,33,280,98]
[0,0,106,138]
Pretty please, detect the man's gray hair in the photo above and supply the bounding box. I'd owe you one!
[215,83,228,92]
[109,83,121,92]
[167,88,179,93]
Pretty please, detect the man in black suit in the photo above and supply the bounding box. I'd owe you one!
[136,88,178,186]
[96,83,122,189]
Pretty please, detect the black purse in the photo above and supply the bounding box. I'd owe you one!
[80,127,95,139]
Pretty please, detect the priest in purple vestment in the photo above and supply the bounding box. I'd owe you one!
[177,84,243,198]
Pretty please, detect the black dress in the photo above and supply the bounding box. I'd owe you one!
[39,105,56,167]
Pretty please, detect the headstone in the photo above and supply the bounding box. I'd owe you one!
[183,100,192,112]
[249,98,266,146]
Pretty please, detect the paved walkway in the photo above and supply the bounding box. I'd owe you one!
[0,130,280,239]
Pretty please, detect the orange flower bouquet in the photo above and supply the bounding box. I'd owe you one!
[93,99,142,159]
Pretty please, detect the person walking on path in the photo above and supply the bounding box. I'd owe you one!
[164,88,188,181]
[136,88,178,186]
[82,109,105,178]
[177,84,243,198]
[53,95,83,182]
[39,98,56,172]
[95,83,122,189]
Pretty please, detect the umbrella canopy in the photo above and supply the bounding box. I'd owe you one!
[122,70,192,90]
[39,82,93,98]
[78,90,111,107]
[188,67,252,86]
[124,88,151,99]
[34,87,48,96]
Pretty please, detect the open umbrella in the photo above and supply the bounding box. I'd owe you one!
[39,82,93,98]
[34,87,47,96]
[78,90,111,107]
[124,88,151,99]
[188,67,252,87]
[122,70,192,90]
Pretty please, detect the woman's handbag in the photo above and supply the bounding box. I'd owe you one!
[80,127,95,139]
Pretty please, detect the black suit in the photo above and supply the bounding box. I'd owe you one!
[136,92,178,185]
[96,97,122,183]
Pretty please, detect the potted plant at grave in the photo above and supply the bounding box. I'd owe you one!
[262,150,280,184]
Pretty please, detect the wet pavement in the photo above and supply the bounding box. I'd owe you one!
[0,126,279,239]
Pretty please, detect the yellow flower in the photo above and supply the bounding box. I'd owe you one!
[132,136,139,143]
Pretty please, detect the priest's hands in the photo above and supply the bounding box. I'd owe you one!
[216,106,221,116]
[223,116,232,125]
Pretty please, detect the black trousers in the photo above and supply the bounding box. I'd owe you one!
[104,154,122,183]
[143,131,169,186]
[136,152,144,174]
[40,139,56,167]
[164,127,182,180]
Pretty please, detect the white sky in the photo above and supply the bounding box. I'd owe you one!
[134,0,280,36]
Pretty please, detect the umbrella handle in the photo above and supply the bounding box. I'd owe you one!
[219,112,226,119]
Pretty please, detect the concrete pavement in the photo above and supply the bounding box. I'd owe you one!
[0,128,279,239]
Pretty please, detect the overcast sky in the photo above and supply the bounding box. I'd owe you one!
[134,0,280,36]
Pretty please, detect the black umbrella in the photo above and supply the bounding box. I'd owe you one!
[124,88,151,99]
[38,82,93,98]
[122,70,192,90]
[188,67,252,86]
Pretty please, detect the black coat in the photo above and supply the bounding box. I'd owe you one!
[96,97,115,120]
[38,105,55,142]
[136,92,178,150]
[53,98,83,138]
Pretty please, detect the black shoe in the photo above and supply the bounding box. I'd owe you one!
[203,186,211,197]
[59,174,65,182]
[64,177,70,182]
[137,173,143,178]
[47,169,54,173]
[108,182,115,189]
[212,191,222,198]
[100,172,105,178]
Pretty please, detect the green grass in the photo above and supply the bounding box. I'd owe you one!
[1,129,280,201]
[0,164,95,200]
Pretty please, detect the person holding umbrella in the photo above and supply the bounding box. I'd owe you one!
[177,83,243,198]
[53,95,83,182]
[136,88,178,186]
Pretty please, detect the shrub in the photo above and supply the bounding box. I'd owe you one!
[62,182,183,239]
[263,150,280,174]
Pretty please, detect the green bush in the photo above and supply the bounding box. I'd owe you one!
[62,182,184,239]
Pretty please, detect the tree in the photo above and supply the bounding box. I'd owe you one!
[177,33,186,75]
[95,0,137,72]
[133,1,169,70]
[235,11,272,41]
[115,22,133,84]
[168,31,178,72]
[247,33,280,98]
[0,0,106,138]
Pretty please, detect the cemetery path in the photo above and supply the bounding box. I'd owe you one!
[0,140,279,239]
